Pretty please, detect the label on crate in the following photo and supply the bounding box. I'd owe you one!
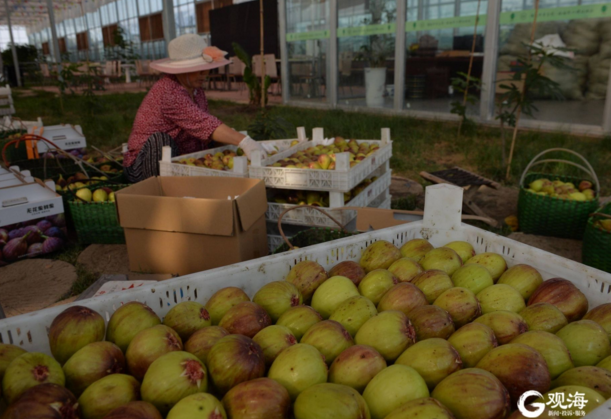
[2,196,28,207]
[285,171,310,187]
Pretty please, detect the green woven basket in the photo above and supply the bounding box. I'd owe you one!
[517,149,599,239]
[583,204,611,273]
[68,184,129,244]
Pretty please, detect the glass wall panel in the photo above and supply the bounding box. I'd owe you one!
[175,3,196,36]
[497,0,609,127]
[139,0,151,16]
[286,0,330,102]
[127,0,138,18]
[337,0,397,108]
[151,0,163,13]
[404,0,487,114]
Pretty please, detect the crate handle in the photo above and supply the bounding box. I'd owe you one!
[277,205,347,250]
[519,148,600,195]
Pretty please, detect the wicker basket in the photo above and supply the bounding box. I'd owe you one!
[68,184,129,244]
[583,204,611,273]
[517,149,599,239]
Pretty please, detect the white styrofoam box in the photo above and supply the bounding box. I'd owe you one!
[2,185,611,418]
[1,116,42,131]
[0,85,15,116]
[0,167,34,188]
[29,124,87,153]
[249,128,393,192]
[0,179,64,227]
[159,128,308,179]
[266,165,391,228]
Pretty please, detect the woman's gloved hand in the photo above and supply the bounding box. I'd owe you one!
[239,136,268,159]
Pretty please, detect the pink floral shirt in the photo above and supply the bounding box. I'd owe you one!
[125,75,223,167]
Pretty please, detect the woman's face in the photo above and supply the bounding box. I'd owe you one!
[178,70,210,89]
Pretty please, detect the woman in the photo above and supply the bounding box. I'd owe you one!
[124,34,267,182]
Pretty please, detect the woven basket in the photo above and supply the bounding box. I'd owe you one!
[68,184,129,244]
[583,204,611,273]
[517,148,599,239]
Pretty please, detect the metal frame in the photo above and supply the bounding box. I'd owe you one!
[604,62,611,135]
[480,0,501,121]
[394,0,406,111]
[328,0,338,107]
[278,0,289,104]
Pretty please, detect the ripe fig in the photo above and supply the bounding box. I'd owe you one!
[477,284,526,314]
[163,301,211,341]
[556,320,611,366]
[434,286,481,327]
[363,364,429,419]
[552,366,611,398]
[584,303,611,342]
[2,232,31,261]
[328,345,386,393]
[597,355,611,372]
[448,322,498,368]
[420,247,462,275]
[105,401,163,419]
[395,338,462,389]
[218,302,272,338]
[2,352,65,403]
[519,302,568,334]
[510,331,573,379]
[476,343,551,407]
[443,241,475,263]
[358,269,398,305]
[294,383,370,419]
[0,343,26,380]
[107,302,161,352]
[276,305,322,340]
[311,276,359,319]
[539,385,604,415]
[42,236,64,254]
[184,326,229,365]
[330,295,377,337]
[451,264,494,295]
[126,324,183,381]
[384,397,455,419]
[408,305,455,340]
[360,240,401,272]
[465,252,507,281]
[355,311,416,362]
[498,264,543,300]
[268,343,328,401]
[48,305,106,365]
[411,270,454,303]
[204,287,250,325]
[377,282,428,316]
[2,383,79,419]
[253,325,297,367]
[207,335,265,394]
[78,374,140,419]
[329,261,366,286]
[167,393,225,419]
[473,311,528,344]
[432,368,511,419]
[528,278,588,322]
[388,257,423,282]
[253,281,303,322]
[399,239,433,262]
[301,320,354,365]
[223,377,290,419]
[285,261,328,301]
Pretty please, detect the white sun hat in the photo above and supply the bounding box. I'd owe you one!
[150,34,230,74]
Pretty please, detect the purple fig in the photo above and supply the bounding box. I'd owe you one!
[42,237,64,254]
[3,232,31,261]
[22,225,43,244]
[36,220,53,232]
[8,228,24,240]
[45,226,67,240]
[0,228,8,242]
[26,243,44,258]
[47,213,66,227]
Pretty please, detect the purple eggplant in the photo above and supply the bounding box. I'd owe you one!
[41,236,64,254]
[0,228,8,242]
[21,226,43,244]
[8,228,24,240]
[3,232,31,261]
[45,227,67,240]
[26,243,44,258]
[36,220,53,232]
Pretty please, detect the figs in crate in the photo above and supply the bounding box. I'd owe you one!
[167,393,226,419]
[205,286,251,325]
[510,330,574,379]
[408,305,455,340]
[360,240,402,272]
[328,345,386,393]
[451,264,494,295]
[358,269,398,305]
[497,264,543,300]
[527,278,588,322]
[3,233,31,261]
[556,320,611,366]
[253,281,303,322]
[387,257,423,282]
[301,320,354,365]
[285,261,328,301]
[276,305,323,340]
[126,324,183,381]
[399,239,433,262]
[48,305,106,365]
[328,261,366,286]
[434,286,481,327]
[519,302,568,334]
[107,301,161,352]
[311,276,359,319]
[395,338,462,389]
[355,311,416,362]
[206,334,265,394]
[477,284,526,314]
[253,325,297,367]
[384,397,455,419]
[218,301,271,338]
[552,366,611,399]
[539,385,604,415]
[78,374,140,419]
[2,352,65,403]
[0,343,27,380]
[184,326,229,366]
[420,247,462,276]
[163,301,211,341]
[222,377,290,419]
[411,270,454,303]
[2,383,79,419]
[105,401,163,419]
[465,252,507,281]
[473,310,528,344]
[448,322,498,368]
[294,383,370,419]
[377,282,428,316]
[329,295,377,337]
[443,241,475,263]
[584,303,611,341]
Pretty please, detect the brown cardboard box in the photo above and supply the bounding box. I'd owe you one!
[115,176,268,276]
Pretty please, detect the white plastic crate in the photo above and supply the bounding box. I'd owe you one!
[29,124,87,153]
[370,190,391,209]
[266,164,391,228]
[159,128,308,179]
[249,128,393,193]
[2,184,611,418]
[1,116,42,131]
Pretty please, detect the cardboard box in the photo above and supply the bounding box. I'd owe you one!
[115,176,269,276]
[0,178,64,227]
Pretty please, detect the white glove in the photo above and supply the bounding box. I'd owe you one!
[239,136,268,159]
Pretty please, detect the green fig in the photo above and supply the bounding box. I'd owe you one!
[556,320,611,367]
[358,269,398,305]
[388,257,423,282]
[443,241,475,263]
[377,282,428,317]
[285,261,328,302]
[355,311,416,362]
[584,303,611,342]
[384,397,455,419]
[330,296,377,337]
[411,270,454,303]
[276,305,323,341]
[399,239,433,262]
[408,305,455,340]
[465,252,507,281]
[451,264,494,295]
[395,338,462,389]
[519,302,568,334]
[252,281,303,322]
[448,323,498,368]
[328,345,386,393]
[552,366,611,399]
[420,248,462,276]
[511,330,573,379]
[294,383,370,419]
[473,311,528,344]
[497,264,543,300]
[311,276,359,319]
[477,284,525,314]
[360,240,401,272]
[434,287,481,327]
